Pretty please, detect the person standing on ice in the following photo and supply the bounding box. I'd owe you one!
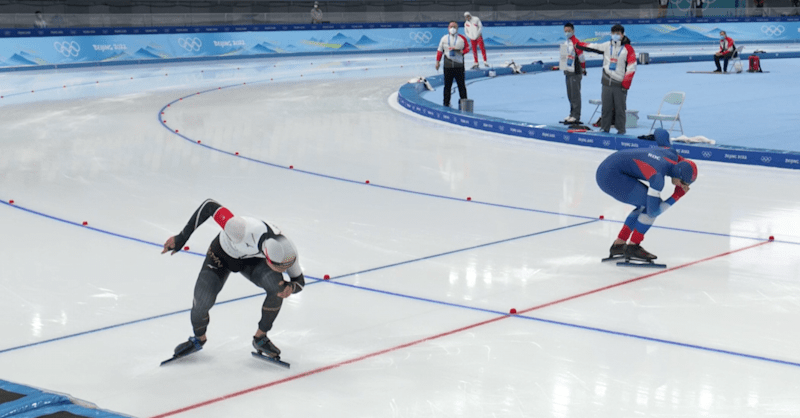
[596,129,698,261]
[463,12,488,69]
[576,24,636,135]
[560,22,587,124]
[162,199,305,359]
[435,21,470,108]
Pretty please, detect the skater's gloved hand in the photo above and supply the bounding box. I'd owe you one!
[277,282,294,299]
[161,235,185,255]
[671,185,687,201]
[583,69,587,76]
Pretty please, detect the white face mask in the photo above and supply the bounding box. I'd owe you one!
[565,31,574,38]
[611,34,621,42]
[449,27,457,35]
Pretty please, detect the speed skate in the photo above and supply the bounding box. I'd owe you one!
[251,351,291,369]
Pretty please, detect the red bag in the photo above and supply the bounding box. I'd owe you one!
[748,55,762,73]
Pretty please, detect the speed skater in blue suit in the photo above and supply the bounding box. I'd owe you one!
[596,129,698,261]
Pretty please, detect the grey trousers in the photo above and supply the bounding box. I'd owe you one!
[565,72,582,120]
[601,83,628,134]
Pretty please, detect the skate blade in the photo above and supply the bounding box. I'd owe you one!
[160,346,203,366]
[601,255,625,262]
[251,351,291,369]
[616,260,666,269]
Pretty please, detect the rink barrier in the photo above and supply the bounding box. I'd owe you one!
[0,380,131,418]
[397,60,800,170]
[2,18,800,72]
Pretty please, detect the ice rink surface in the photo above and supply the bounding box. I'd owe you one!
[1,47,800,417]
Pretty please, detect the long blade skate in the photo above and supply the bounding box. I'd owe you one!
[161,337,204,366]
[160,347,202,366]
[616,259,666,269]
[251,351,290,369]
[601,255,625,263]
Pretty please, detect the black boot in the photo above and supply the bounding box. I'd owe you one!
[609,242,626,257]
[253,335,281,358]
[625,244,657,261]
[174,336,205,356]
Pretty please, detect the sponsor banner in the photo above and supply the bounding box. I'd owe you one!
[3,20,800,68]
[398,68,800,170]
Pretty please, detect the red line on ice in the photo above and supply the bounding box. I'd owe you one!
[150,240,771,418]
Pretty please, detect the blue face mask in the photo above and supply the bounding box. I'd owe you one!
[565,31,574,39]
[720,35,726,39]
[611,34,621,42]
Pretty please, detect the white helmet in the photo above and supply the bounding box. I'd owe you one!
[262,235,297,268]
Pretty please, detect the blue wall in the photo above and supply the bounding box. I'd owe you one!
[2,17,799,70]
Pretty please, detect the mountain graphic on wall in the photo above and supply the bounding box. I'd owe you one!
[101,52,131,61]
[524,38,540,45]
[647,25,710,42]
[134,46,171,59]
[8,52,40,66]
[220,48,245,56]
[330,33,356,43]
[484,37,507,46]
[338,42,359,51]
[355,35,377,45]
[250,43,277,54]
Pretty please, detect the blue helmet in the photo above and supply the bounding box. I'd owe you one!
[671,159,698,184]
[654,128,671,148]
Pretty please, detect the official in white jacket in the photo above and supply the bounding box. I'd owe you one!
[576,24,637,134]
[464,12,488,69]
[435,21,471,108]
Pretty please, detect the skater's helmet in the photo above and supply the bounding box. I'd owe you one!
[670,159,698,185]
[263,235,297,270]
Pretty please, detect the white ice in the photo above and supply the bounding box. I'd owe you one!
[1,48,800,418]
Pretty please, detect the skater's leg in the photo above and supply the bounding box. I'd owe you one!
[190,255,230,339]
[242,261,287,356]
[241,262,286,334]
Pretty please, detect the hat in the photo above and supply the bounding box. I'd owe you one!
[671,159,698,184]
[263,235,297,269]
[464,11,471,16]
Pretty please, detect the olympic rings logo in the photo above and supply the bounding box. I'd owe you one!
[761,156,772,163]
[702,151,713,158]
[53,41,80,57]
[178,37,202,52]
[761,25,785,37]
[603,140,611,146]
[409,31,432,44]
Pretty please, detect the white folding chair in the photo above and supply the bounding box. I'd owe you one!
[728,45,744,73]
[588,99,602,124]
[647,91,685,135]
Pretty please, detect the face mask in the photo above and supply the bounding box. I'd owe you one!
[565,31,574,39]
[611,34,621,42]
[720,35,726,39]
[449,28,457,35]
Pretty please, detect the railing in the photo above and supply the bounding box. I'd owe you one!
[3,7,799,29]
